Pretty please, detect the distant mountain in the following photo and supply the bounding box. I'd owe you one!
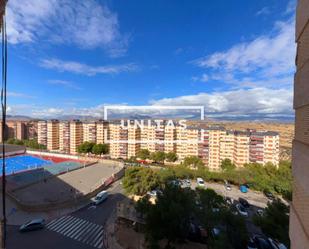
[7,115,34,121]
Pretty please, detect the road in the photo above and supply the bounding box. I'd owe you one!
[6,179,270,249]
[7,182,125,249]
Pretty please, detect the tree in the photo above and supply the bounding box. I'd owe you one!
[137,149,151,160]
[195,188,226,231]
[92,143,109,155]
[221,159,236,171]
[165,152,178,162]
[77,141,94,154]
[122,167,161,195]
[183,156,204,169]
[150,151,166,164]
[253,198,290,247]
[137,185,195,248]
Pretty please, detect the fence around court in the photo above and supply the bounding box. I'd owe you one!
[6,160,93,192]
[7,165,125,212]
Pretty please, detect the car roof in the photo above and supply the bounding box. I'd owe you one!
[26,218,44,224]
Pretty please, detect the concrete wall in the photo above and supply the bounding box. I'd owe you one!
[290,0,309,248]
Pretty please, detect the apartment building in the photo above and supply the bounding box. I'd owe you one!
[164,125,176,153]
[207,128,222,171]
[128,125,141,158]
[140,123,164,153]
[109,123,128,159]
[263,132,280,165]
[96,120,108,144]
[233,131,250,167]
[175,126,187,160]
[47,120,60,151]
[59,121,70,153]
[69,120,83,154]
[83,121,97,143]
[0,120,28,142]
[220,130,235,163]
[37,119,280,169]
[37,120,47,146]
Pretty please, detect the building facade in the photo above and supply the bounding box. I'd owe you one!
[290,1,309,248]
[47,120,60,151]
[59,121,70,153]
[69,120,83,154]
[37,120,47,146]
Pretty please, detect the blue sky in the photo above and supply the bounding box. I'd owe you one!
[6,0,296,120]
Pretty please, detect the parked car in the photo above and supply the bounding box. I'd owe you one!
[182,179,191,188]
[240,185,248,193]
[147,189,162,197]
[247,235,287,249]
[263,191,275,201]
[236,204,248,217]
[197,178,205,187]
[19,218,45,232]
[91,190,108,205]
[256,209,264,216]
[224,197,233,205]
[225,183,232,191]
[239,197,250,208]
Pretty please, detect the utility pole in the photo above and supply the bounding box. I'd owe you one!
[0,3,8,248]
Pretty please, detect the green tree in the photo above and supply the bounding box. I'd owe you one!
[122,167,161,195]
[77,142,93,154]
[195,188,226,232]
[221,159,236,171]
[253,198,290,247]
[165,152,178,162]
[183,156,204,169]
[91,143,109,155]
[137,149,151,160]
[137,185,195,248]
[150,151,166,164]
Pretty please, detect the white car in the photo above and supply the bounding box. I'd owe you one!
[197,178,205,187]
[91,191,108,205]
[236,204,248,217]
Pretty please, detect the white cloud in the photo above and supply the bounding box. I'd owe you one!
[7,91,35,98]
[31,107,65,118]
[256,7,271,16]
[7,0,128,56]
[285,0,296,15]
[40,58,138,76]
[150,88,293,119]
[193,17,296,88]
[48,79,81,90]
[192,74,209,82]
[7,87,293,120]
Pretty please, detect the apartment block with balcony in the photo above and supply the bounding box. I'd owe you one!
[47,120,60,151]
[109,123,128,159]
[233,131,250,167]
[37,120,47,146]
[83,121,97,143]
[220,130,235,163]
[164,125,177,153]
[128,125,141,158]
[96,120,108,144]
[69,120,83,154]
[207,128,222,171]
[175,126,188,160]
[59,121,70,153]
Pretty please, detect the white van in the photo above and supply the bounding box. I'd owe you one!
[197,177,205,187]
[91,191,108,205]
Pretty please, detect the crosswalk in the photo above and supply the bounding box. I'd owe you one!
[46,215,104,248]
